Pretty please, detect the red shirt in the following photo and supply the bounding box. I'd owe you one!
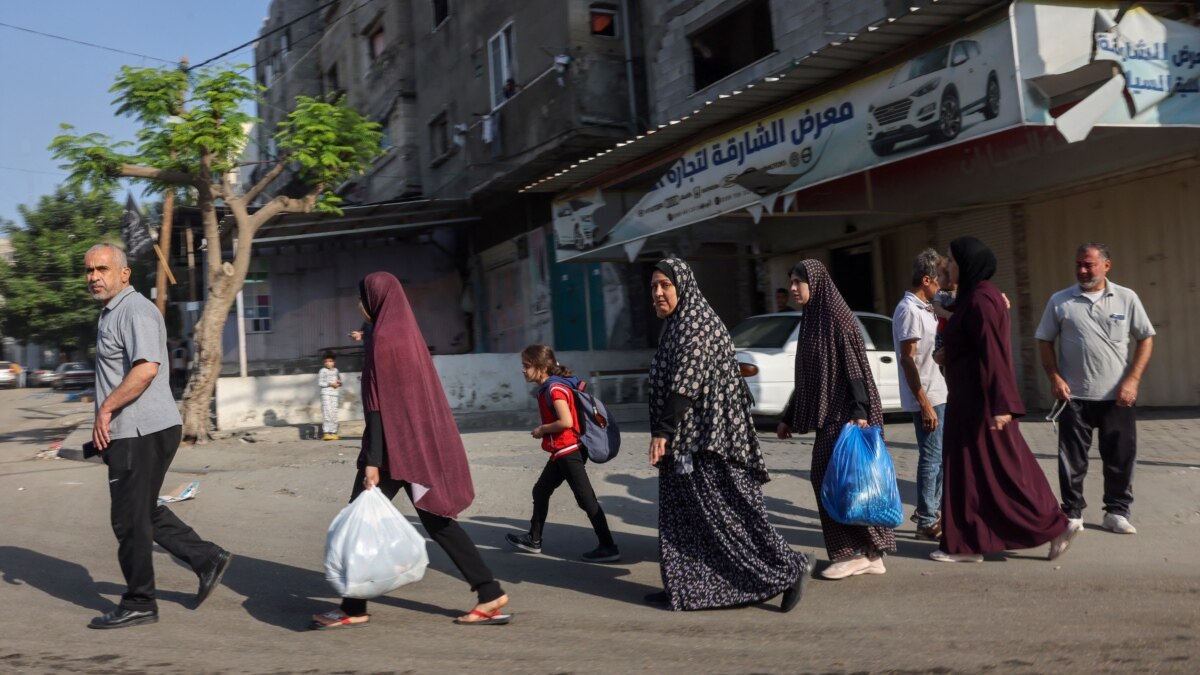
[538,381,581,459]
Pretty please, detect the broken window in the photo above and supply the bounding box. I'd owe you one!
[432,0,450,29]
[690,0,775,91]
[590,3,618,38]
[488,23,515,109]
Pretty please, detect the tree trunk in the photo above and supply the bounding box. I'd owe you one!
[179,273,238,442]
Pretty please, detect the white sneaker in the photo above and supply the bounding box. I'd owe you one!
[865,554,887,575]
[1067,517,1084,533]
[1102,513,1137,534]
[929,550,984,563]
[820,555,874,579]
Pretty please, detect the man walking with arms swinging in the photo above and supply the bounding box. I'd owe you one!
[85,243,232,629]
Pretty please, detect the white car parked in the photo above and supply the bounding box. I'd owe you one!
[866,38,1000,156]
[731,311,902,417]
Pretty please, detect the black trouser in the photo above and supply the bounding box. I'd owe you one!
[104,425,221,612]
[340,469,504,617]
[1057,399,1137,518]
[529,451,615,548]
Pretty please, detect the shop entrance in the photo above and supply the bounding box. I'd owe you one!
[830,243,874,311]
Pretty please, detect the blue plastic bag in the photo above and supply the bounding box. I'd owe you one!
[820,423,904,528]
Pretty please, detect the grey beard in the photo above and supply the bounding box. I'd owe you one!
[1079,278,1103,291]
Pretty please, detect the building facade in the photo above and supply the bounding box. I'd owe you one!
[530,0,1200,407]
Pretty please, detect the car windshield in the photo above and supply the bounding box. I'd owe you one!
[730,315,801,349]
[890,46,949,85]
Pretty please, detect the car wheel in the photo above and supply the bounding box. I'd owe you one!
[870,139,895,156]
[983,75,1000,120]
[932,89,961,142]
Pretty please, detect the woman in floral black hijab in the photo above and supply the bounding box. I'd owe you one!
[647,258,810,612]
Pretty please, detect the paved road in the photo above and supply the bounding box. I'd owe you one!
[1,388,1197,674]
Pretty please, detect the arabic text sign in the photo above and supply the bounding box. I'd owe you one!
[552,19,1019,262]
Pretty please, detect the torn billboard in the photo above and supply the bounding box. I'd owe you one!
[1016,2,1200,141]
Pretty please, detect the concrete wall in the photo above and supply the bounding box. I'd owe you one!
[641,0,927,126]
[220,228,470,370]
[411,0,634,199]
[216,348,656,430]
[319,0,421,202]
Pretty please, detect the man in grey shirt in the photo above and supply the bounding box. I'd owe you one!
[84,243,231,629]
[1035,242,1154,536]
[892,248,948,540]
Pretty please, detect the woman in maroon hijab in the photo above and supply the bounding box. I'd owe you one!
[934,237,1075,563]
[310,272,511,628]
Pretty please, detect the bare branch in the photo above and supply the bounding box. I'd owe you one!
[244,159,289,205]
[119,163,200,188]
[247,192,318,233]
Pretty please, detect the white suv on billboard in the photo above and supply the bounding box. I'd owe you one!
[866,38,1000,156]
[731,311,902,417]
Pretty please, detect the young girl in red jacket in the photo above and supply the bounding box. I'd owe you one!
[505,345,619,563]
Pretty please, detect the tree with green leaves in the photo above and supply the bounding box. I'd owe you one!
[0,186,124,358]
[51,64,382,441]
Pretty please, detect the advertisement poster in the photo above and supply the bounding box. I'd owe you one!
[552,19,1021,261]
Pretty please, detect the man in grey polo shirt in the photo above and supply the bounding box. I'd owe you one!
[1035,242,1154,536]
[892,248,948,540]
[84,243,231,629]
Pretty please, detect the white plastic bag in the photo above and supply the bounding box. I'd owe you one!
[324,488,429,599]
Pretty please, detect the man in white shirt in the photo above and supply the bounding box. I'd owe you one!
[892,248,949,540]
[1036,242,1154,535]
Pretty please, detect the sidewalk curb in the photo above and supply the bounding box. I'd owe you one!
[56,420,101,463]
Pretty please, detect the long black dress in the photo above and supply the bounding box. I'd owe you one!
[650,258,806,611]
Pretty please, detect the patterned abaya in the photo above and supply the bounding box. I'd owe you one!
[649,258,806,611]
[783,259,897,560]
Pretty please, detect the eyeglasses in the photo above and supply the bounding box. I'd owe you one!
[1045,398,1070,434]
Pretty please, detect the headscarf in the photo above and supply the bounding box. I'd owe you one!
[949,236,996,303]
[785,259,883,434]
[359,271,474,519]
[648,258,766,481]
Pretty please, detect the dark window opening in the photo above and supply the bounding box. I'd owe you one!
[432,0,449,28]
[368,25,387,61]
[690,0,774,92]
[429,112,449,160]
[325,63,342,98]
[590,3,618,38]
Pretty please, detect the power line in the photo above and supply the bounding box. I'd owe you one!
[187,0,341,71]
[0,20,174,64]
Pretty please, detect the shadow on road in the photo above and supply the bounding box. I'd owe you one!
[0,546,189,614]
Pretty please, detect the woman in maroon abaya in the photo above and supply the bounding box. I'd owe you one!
[934,237,1076,563]
[310,272,511,628]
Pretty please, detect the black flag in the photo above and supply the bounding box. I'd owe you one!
[121,193,154,261]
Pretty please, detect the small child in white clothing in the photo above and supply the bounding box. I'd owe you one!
[318,352,342,440]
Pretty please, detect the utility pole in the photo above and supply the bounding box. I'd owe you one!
[155,56,188,317]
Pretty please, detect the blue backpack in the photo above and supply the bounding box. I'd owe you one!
[544,377,621,463]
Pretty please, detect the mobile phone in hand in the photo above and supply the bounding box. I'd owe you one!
[82,441,100,458]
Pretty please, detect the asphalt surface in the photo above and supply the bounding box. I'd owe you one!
[1,387,1198,674]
